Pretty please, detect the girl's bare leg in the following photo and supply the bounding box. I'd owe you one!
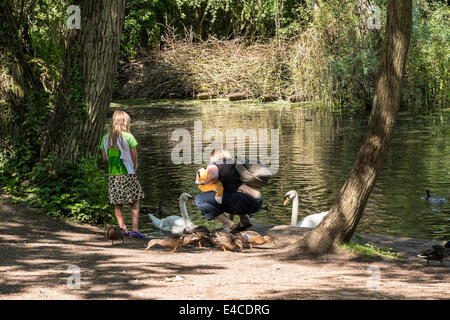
[114,204,128,232]
[131,200,139,231]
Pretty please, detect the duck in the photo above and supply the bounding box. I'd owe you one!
[183,226,214,248]
[234,231,276,250]
[146,193,197,234]
[417,241,450,266]
[106,224,126,245]
[145,234,185,254]
[210,231,244,252]
[182,233,204,248]
[422,190,447,204]
[140,201,164,217]
[283,190,329,228]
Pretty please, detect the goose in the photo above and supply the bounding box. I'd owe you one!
[422,190,447,204]
[283,190,329,228]
[146,193,197,234]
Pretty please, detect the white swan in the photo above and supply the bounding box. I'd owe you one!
[148,193,197,234]
[283,190,329,228]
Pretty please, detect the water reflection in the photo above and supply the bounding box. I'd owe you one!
[110,100,449,240]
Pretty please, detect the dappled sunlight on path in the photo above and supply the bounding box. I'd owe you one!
[0,201,448,299]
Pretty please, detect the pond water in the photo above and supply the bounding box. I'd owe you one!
[110,99,449,240]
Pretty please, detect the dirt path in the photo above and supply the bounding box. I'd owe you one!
[0,199,448,299]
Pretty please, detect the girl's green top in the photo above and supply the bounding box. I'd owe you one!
[100,132,138,175]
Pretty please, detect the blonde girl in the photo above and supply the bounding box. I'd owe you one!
[100,110,146,238]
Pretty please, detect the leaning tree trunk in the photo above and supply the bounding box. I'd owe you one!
[300,0,413,253]
[42,0,125,161]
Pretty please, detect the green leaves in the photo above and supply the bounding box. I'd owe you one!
[0,150,114,225]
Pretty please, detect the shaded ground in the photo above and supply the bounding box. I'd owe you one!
[0,198,448,299]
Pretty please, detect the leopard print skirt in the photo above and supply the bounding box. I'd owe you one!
[108,174,145,204]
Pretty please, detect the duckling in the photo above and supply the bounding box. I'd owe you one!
[422,190,447,204]
[235,231,276,250]
[417,242,450,266]
[145,234,185,254]
[210,231,244,252]
[106,224,126,245]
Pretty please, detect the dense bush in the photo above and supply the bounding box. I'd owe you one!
[116,0,448,111]
[121,0,306,54]
[403,0,449,108]
[0,145,113,225]
[117,36,293,99]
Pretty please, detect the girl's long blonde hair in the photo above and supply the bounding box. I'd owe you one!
[107,110,131,149]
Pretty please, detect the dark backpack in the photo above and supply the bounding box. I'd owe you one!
[234,157,273,188]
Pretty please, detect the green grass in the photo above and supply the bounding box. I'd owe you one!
[341,237,402,259]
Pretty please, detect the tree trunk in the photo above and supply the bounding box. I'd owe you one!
[300,0,413,253]
[42,0,125,161]
[0,1,47,135]
[195,2,207,39]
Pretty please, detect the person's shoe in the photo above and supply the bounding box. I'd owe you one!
[223,223,238,233]
[127,230,147,238]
